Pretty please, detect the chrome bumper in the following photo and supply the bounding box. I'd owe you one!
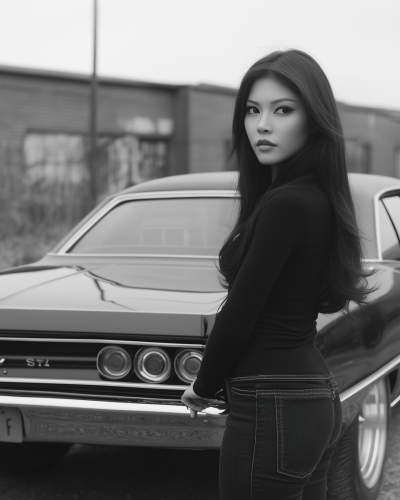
[2,353,399,450]
[0,395,227,449]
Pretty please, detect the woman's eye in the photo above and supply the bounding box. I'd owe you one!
[246,106,259,115]
[275,106,293,115]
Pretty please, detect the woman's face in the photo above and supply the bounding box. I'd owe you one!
[244,76,310,167]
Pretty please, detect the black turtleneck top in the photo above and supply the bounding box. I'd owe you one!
[193,178,335,399]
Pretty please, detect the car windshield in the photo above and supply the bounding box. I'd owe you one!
[68,197,238,256]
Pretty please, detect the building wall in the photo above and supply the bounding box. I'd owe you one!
[0,69,177,212]
[171,87,190,176]
[186,86,236,173]
[1,66,400,210]
[0,71,175,137]
[339,104,400,176]
[184,92,400,177]
[0,72,89,202]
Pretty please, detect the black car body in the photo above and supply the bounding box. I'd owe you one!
[1,171,400,497]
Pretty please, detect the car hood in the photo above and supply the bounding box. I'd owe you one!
[0,264,226,336]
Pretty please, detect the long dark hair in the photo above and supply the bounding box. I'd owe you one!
[217,49,379,315]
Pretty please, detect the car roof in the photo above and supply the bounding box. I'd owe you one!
[349,172,400,198]
[117,171,239,194]
[116,171,400,196]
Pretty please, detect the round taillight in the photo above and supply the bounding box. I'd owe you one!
[134,347,172,383]
[97,346,132,380]
[174,349,203,383]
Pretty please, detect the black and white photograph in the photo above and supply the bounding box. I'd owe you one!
[0,1,400,499]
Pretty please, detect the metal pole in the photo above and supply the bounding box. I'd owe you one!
[89,0,98,205]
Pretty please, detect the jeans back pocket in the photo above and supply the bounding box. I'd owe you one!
[273,389,335,479]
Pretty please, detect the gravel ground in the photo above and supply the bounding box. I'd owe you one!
[0,403,399,500]
[0,445,220,500]
[378,401,400,500]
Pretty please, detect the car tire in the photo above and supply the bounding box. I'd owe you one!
[327,377,390,500]
[0,442,72,475]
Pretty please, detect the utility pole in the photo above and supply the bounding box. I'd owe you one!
[89,0,98,205]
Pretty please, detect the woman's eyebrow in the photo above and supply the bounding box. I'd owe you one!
[247,98,297,105]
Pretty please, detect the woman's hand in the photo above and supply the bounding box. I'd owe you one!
[181,381,215,419]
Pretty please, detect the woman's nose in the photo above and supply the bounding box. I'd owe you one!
[257,116,272,134]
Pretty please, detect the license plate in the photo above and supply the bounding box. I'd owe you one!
[0,407,23,442]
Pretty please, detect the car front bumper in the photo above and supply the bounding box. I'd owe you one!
[0,395,227,449]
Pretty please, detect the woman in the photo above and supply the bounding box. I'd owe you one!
[181,49,378,499]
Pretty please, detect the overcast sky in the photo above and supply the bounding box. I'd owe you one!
[0,0,399,110]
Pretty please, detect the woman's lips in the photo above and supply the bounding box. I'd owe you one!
[256,139,277,151]
[257,144,276,151]
[256,139,277,146]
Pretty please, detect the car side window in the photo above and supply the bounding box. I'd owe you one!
[378,197,400,260]
[382,196,400,236]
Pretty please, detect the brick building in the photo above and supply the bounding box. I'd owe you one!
[0,64,399,216]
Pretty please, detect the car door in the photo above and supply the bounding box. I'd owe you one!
[315,190,400,396]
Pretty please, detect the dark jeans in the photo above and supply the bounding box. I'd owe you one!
[219,371,342,500]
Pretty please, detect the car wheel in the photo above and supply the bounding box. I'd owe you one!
[327,377,390,500]
[0,442,72,475]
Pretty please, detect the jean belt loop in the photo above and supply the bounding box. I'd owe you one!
[326,377,336,401]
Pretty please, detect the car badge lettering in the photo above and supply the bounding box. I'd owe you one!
[26,358,50,367]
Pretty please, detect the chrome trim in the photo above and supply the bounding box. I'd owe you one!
[0,337,205,349]
[373,187,400,261]
[363,258,400,265]
[57,190,238,255]
[0,396,226,448]
[46,252,219,259]
[0,356,399,416]
[0,395,224,415]
[2,356,398,400]
[0,388,182,403]
[0,377,188,390]
[390,393,400,407]
[1,339,398,399]
[340,353,400,403]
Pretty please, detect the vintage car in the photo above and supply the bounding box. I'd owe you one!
[1,171,400,499]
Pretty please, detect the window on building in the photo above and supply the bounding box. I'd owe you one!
[378,198,400,260]
[24,133,90,202]
[24,133,169,209]
[97,134,140,199]
[23,132,92,222]
[24,133,88,188]
[96,136,168,197]
[135,139,168,184]
[345,139,371,173]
